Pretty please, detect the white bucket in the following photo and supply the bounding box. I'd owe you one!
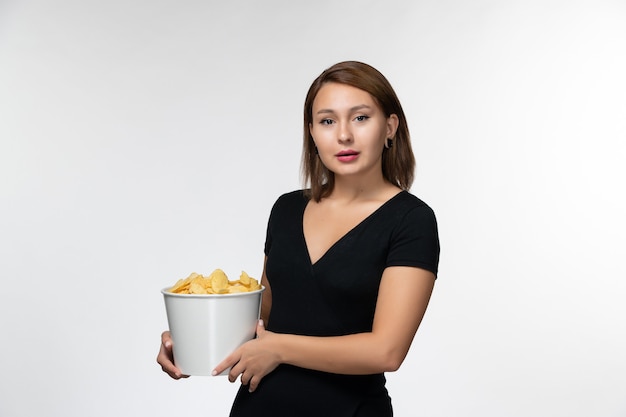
[161,287,264,376]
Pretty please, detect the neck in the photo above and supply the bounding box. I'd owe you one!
[329,173,397,202]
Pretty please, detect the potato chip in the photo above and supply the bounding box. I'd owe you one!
[228,285,247,293]
[208,269,228,292]
[169,278,187,293]
[167,269,261,294]
[169,274,193,293]
[189,281,208,294]
[249,278,261,290]
[239,271,251,286]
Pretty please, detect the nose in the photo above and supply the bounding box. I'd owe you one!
[338,121,353,143]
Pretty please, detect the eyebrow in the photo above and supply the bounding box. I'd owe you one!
[315,104,372,115]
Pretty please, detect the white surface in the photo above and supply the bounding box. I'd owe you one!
[162,288,263,376]
[1,1,625,416]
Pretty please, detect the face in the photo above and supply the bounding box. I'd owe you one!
[309,82,398,180]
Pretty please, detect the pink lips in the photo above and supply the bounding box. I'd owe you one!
[335,149,360,162]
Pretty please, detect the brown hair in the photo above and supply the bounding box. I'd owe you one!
[301,61,415,202]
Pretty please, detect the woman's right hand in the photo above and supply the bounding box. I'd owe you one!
[156,331,188,379]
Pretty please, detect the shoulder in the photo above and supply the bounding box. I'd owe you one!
[386,191,439,240]
[391,191,437,219]
[273,189,309,206]
[268,189,310,215]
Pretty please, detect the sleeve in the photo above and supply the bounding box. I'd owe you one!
[263,191,296,256]
[263,200,277,256]
[386,204,440,277]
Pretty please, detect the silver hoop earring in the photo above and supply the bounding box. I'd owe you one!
[385,138,393,149]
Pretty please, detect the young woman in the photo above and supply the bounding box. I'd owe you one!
[157,61,440,416]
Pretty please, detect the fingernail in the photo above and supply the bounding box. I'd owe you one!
[258,319,264,326]
[165,340,171,348]
[211,370,217,376]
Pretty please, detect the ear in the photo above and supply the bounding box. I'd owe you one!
[386,114,399,139]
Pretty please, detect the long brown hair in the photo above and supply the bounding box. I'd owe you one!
[301,61,415,202]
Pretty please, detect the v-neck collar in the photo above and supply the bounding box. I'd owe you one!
[301,191,406,267]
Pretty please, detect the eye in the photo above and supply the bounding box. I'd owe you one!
[354,115,369,122]
[320,118,334,125]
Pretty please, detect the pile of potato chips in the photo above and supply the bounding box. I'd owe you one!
[168,269,262,294]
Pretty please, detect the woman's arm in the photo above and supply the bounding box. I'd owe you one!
[277,266,434,373]
[214,265,435,391]
[259,257,272,325]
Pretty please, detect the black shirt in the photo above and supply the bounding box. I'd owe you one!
[230,190,440,417]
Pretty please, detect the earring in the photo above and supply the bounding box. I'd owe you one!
[385,138,393,149]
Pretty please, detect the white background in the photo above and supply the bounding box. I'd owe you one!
[1,1,625,416]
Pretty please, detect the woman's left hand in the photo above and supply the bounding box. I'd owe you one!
[212,319,281,392]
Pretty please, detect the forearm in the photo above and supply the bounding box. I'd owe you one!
[271,331,406,375]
